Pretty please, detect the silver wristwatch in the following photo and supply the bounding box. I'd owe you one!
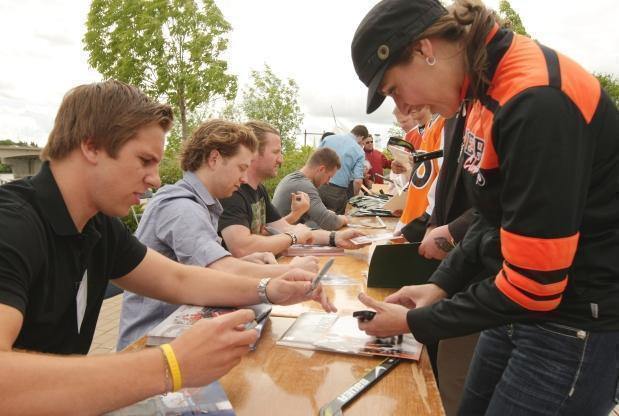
[257,277,273,304]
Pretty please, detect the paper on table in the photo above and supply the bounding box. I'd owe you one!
[270,287,366,318]
[277,313,422,361]
[383,190,408,212]
[388,145,412,170]
[320,274,360,286]
[351,232,398,245]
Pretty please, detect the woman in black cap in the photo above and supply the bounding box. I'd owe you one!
[352,0,619,415]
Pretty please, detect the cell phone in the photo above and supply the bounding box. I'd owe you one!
[244,320,259,330]
[352,310,376,322]
[307,257,335,294]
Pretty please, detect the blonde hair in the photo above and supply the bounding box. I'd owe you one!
[181,119,258,172]
[244,121,280,155]
[42,80,173,161]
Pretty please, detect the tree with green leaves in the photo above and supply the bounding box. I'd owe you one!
[595,73,619,107]
[387,124,405,139]
[0,139,38,147]
[84,0,237,140]
[498,0,529,37]
[241,65,304,153]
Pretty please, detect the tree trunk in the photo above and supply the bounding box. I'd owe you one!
[179,89,188,141]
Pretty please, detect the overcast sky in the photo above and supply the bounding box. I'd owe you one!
[0,0,617,148]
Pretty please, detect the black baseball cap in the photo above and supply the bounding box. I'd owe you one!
[351,0,447,114]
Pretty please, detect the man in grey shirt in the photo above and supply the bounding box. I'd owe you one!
[273,147,348,231]
[117,120,320,349]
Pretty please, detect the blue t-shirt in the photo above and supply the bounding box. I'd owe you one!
[319,132,365,187]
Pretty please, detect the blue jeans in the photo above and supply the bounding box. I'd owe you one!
[458,323,619,415]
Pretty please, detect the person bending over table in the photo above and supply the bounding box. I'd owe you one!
[0,80,334,415]
[351,0,619,414]
[219,120,366,257]
[117,119,321,350]
[272,147,348,231]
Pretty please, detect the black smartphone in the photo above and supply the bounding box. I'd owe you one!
[353,310,376,322]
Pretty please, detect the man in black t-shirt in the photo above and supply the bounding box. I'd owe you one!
[0,81,334,415]
[220,183,283,235]
[219,121,367,257]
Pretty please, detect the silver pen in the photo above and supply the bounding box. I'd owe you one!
[307,257,335,294]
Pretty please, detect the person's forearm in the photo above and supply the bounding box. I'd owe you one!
[310,229,330,245]
[210,256,291,278]
[284,210,304,225]
[169,264,263,307]
[311,203,343,231]
[118,250,264,307]
[1,348,164,415]
[226,234,292,258]
[447,209,474,244]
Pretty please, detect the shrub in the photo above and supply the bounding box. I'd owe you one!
[264,145,313,196]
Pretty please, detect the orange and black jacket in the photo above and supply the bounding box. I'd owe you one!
[407,26,619,343]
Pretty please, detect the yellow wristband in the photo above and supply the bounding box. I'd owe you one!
[159,344,182,392]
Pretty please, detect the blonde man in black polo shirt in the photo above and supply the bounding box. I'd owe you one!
[0,80,334,415]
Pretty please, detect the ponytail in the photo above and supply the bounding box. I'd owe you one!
[451,0,497,98]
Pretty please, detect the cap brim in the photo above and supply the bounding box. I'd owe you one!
[365,64,388,114]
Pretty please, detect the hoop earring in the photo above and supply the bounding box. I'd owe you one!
[425,56,437,66]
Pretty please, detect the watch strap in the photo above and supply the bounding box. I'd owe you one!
[329,231,337,247]
[257,277,273,304]
[284,231,298,245]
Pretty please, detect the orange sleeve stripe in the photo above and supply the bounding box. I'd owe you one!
[495,271,562,311]
[503,262,567,297]
[501,228,579,271]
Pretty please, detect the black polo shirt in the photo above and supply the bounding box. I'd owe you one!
[0,162,147,354]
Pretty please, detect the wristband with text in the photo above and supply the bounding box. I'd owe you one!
[159,343,182,392]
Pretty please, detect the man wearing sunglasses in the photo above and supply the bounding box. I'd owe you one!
[363,135,392,185]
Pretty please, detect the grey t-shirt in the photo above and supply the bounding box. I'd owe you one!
[117,171,229,350]
[272,170,342,231]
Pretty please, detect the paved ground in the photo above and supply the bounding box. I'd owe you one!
[89,294,122,355]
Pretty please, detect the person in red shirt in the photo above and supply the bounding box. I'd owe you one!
[362,135,391,184]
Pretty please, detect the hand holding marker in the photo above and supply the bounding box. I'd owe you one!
[307,257,335,294]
